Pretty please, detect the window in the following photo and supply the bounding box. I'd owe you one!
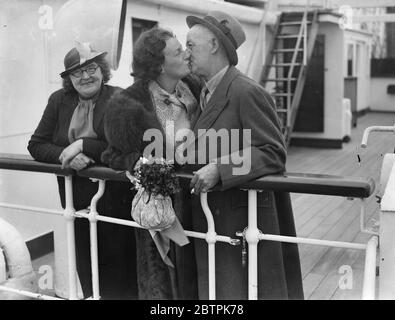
[131,18,157,45]
[355,42,361,76]
[347,43,354,76]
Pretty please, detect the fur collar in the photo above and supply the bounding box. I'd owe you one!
[122,75,202,112]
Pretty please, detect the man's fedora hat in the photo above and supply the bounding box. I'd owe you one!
[60,41,107,78]
[186,10,246,66]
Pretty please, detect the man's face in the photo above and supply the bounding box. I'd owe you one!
[186,25,213,78]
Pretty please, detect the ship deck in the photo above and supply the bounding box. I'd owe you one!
[287,111,395,299]
[32,111,395,300]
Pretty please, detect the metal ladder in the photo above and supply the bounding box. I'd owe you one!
[260,10,320,146]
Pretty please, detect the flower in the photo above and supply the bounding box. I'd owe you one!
[126,156,180,197]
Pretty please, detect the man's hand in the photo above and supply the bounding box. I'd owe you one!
[68,153,95,171]
[190,163,220,194]
[59,139,83,169]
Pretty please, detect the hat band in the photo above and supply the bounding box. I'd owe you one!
[204,16,237,49]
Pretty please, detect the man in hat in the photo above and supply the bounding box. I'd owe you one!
[185,11,304,299]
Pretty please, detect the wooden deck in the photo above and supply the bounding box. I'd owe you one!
[287,112,395,300]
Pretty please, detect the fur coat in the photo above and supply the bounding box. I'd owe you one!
[101,76,201,300]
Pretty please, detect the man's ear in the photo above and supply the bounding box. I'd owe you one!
[210,37,220,54]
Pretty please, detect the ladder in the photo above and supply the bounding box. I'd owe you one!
[260,10,320,146]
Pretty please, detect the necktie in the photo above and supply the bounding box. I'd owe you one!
[199,86,209,110]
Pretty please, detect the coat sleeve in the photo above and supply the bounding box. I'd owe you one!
[100,91,145,172]
[27,93,65,164]
[216,85,287,190]
[81,137,107,163]
[101,145,141,172]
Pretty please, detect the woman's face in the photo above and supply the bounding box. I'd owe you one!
[161,37,190,80]
[69,62,103,99]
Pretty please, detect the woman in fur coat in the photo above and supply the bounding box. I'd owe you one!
[102,27,201,299]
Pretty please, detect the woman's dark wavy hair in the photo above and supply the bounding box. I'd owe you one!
[62,55,112,93]
[131,27,174,82]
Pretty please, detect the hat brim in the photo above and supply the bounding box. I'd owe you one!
[60,51,107,78]
[186,15,238,66]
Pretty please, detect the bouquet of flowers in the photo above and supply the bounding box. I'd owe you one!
[126,156,180,231]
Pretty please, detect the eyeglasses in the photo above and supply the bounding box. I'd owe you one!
[70,64,99,78]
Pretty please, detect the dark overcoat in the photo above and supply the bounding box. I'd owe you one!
[102,77,201,299]
[28,85,138,299]
[187,66,304,300]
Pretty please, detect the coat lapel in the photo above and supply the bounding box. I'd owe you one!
[190,107,201,129]
[93,85,110,132]
[181,67,239,151]
[192,66,239,134]
[61,92,79,123]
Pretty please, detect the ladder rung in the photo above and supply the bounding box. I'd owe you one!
[276,109,288,112]
[263,78,297,81]
[280,21,312,26]
[269,63,302,67]
[273,49,303,53]
[272,93,294,97]
[276,34,305,39]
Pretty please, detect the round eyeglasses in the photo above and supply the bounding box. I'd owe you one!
[70,64,99,78]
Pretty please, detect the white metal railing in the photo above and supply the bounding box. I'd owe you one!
[361,122,395,299]
[0,160,379,300]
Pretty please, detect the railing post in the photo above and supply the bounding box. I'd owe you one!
[200,192,217,300]
[362,236,378,300]
[246,190,259,300]
[87,179,106,300]
[64,176,78,300]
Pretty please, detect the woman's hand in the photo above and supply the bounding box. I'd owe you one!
[59,139,83,169]
[68,153,95,171]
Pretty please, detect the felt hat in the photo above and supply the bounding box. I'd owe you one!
[186,10,246,65]
[60,41,107,78]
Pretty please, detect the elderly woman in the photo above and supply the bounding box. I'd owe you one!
[28,43,138,299]
[102,27,201,299]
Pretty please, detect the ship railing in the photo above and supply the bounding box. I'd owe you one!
[0,153,377,300]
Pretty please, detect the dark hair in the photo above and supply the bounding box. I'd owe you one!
[62,55,112,93]
[131,27,174,82]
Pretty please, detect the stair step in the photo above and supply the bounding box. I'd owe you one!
[280,21,312,26]
[263,78,297,82]
[273,48,303,53]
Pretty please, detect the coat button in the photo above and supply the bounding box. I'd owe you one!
[164,98,171,105]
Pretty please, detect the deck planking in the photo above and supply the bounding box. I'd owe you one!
[287,112,395,300]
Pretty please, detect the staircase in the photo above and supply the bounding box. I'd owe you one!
[260,10,320,146]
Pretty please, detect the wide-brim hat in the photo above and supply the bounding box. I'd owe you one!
[60,41,107,78]
[186,10,246,66]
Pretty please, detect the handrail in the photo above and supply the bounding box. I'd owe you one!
[0,154,375,198]
[0,153,379,300]
[0,153,74,176]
